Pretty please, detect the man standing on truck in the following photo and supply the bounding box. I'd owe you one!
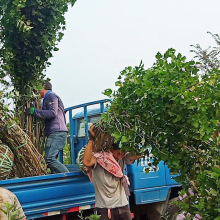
[83,125,142,220]
[26,81,69,174]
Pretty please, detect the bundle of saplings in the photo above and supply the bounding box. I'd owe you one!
[0,102,47,178]
[0,142,14,180]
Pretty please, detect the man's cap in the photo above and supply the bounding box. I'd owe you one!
[43,81,52,90]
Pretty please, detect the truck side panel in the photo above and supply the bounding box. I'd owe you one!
[127,161,167,191]
[0,172,95,219]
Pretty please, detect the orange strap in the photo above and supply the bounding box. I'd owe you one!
[108,208,111,219]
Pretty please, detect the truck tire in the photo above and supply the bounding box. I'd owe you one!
[164,200,181,220]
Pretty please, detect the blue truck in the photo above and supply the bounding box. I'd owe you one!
[0,99,181,220]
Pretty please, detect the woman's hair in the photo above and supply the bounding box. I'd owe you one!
[111,142,120,150]
[92,125,115,152]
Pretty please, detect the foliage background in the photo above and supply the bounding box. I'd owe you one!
[0,1,219,218]
[101,47,220,219]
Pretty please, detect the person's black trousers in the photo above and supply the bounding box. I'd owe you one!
[97,205,132,220]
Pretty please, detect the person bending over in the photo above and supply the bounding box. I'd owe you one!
[83,125,142,220]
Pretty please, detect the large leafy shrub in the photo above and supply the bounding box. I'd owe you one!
[101,48,220,219]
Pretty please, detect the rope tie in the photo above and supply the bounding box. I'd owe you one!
[15,133,28,149]
[0,121,16,132]
[0,144,14,179]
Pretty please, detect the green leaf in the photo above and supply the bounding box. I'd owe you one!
[155,52,162,59]
[103,89,112,96]
[145,168,150,174]
[192,121,199,128]
[115,81,122,87]
[112,132,121,139]
[36,85,43,91]
[144,80,152,88]
[121,136,129,143]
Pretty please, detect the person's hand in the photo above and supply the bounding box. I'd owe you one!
[25,107,35,115]
[88,124,96,141]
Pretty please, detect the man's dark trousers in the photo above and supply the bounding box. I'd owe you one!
[45,132,69,174]
[97,205,132,220]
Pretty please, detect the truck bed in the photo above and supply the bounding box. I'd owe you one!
[0,168,95,219]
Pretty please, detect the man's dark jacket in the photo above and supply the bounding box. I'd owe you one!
[34,92,68,136]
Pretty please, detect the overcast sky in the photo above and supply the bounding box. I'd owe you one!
[46,0,220,109]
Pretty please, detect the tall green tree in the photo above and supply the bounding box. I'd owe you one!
[0,0,77,151]
[0,0,76,94]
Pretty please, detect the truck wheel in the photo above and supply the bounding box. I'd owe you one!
[164,201,181,220]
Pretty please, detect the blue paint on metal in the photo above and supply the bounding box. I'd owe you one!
[65,99,111,112]
[84,106,88,142]
[59,150,63,164]
[127,161,167,191]
[127,160,180,205]
[164,164,179,185]
[65,99,111,165]
[73,119,78,164]
[100,102,104,113]
[73,107,107,119]
[69,110,75,164]
[134,186,171,204]
[0,172,95,219]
